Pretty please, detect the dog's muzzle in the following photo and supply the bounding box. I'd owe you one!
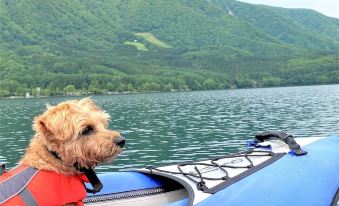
[115,136,126,148]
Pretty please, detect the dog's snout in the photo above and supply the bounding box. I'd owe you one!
[115,136,126,148]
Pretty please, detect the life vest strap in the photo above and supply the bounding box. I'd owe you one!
[18,188,38,206]
[0,166,39,205]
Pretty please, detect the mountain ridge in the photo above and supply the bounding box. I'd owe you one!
[0,0,338,96]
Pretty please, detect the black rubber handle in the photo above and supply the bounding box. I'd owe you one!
[255,131,307,156]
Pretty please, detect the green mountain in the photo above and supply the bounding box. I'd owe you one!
[0,0,338,96]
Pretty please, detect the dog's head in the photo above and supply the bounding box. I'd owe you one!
[33,97,125,169]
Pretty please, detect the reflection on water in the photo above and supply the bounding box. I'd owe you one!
[0,85,339,172]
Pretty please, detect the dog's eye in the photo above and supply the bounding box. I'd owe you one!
[81,126,93,136]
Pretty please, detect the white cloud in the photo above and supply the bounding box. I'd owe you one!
[238,0,339,18]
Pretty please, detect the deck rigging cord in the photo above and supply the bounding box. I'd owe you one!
[147,150,275,192]
[147,131,307,193]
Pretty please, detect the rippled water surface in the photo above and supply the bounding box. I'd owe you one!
[1,85,339,172]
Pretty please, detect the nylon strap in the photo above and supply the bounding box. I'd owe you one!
[0,167,38,204]
[48,147,103,194]
[18,188,38,206]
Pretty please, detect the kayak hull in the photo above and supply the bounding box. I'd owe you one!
[85,135,339,206]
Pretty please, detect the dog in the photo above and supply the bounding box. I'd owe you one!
[0,98,125,206]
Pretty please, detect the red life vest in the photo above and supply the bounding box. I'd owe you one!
[0,165,88,206]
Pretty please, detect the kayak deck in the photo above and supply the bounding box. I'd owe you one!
[85,172,188,206]
[85,136,339,206]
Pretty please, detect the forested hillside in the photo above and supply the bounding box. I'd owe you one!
[0,0,338,96]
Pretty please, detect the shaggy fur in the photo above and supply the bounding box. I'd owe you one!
[20,97,123,175]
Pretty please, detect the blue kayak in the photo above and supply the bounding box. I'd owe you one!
[85,134,339,206]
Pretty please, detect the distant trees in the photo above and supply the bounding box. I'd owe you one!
[1,0,338,97]
[64,85,76,93]
[0,52,339,97]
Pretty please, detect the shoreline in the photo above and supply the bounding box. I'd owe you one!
[1,83,338,100]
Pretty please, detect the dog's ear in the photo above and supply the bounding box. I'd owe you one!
[34,115,53,139]
[33,104,75,141]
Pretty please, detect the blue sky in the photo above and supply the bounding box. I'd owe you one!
[238,0,339,18]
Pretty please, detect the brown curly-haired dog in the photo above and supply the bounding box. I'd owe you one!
[1,98,125,206]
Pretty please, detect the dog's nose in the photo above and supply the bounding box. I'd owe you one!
[115,136,126,148]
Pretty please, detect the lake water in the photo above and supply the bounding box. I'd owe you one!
[0,85,339,172]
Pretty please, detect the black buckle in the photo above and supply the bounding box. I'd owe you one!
[197,181,208,191]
